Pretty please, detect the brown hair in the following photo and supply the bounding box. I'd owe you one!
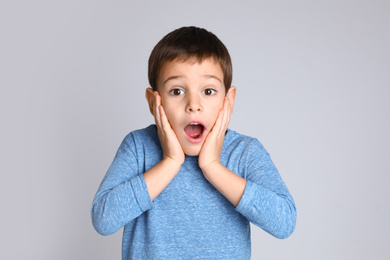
[148,26,232,92]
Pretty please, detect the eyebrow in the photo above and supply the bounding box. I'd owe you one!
[163,76,183,85]
[163,75,222,85]
[203,75,222,83]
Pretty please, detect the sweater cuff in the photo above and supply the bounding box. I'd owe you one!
[236,180,256,216]
[130,175,153,212]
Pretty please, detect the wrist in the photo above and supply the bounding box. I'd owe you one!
[162,156,184,169]
[199,160,222,177]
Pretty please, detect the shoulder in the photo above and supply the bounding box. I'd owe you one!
[224,129,267,155]
[122,124,158,144]
[222,129,270,177]
[223,129,276,179]
[119,124,160,153]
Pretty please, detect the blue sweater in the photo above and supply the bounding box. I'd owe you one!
[91,125,296,259]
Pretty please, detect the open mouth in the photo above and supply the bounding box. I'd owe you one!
[184,122,205,142]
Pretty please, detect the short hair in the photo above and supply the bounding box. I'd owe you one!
[148,26,232,92]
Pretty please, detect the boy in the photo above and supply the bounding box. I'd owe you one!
[91,26,296,259]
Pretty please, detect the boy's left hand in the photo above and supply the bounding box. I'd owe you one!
[198,97,231,171]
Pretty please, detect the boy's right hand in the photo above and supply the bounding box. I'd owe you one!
[151,91,185,166]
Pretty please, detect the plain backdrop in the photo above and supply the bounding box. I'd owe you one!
[1,0,389,259]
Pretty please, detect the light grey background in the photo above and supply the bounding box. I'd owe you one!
[1,0,389,259]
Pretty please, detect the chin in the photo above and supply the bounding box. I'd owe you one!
[183,147,201,157]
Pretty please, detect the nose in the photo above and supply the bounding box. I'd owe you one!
[185,94,203,113]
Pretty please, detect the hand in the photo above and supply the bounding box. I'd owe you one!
[151,91,185,165]
[198,97,231,171]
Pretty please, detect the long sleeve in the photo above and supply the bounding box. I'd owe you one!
[91,126,294,259]
[235,139,297,239]
[91,133,153,236]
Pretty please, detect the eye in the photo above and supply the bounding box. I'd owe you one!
[203,88,216,96]
[170,88,184,96]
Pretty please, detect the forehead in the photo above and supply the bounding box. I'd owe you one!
[158,58,224,87]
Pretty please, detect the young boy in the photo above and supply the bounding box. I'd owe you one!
[91,26,296,259]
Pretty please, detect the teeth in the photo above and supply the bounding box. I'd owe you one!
[190,123,199,125]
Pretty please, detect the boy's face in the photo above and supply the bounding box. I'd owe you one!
[148,58,236,156]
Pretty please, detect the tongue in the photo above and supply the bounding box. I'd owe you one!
[184,124,203,138]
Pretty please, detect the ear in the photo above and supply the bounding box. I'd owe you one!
[226,86,237,114]
[145,88,155,115]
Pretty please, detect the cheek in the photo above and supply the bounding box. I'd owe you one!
[211,102,224,117]
[204,104,221,126]
[161,99,178,125]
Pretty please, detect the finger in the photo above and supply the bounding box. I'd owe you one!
[211,103,225,139]
[158,103,171,133]
[217,98,229,137]
[154,92,162,129]
[156,93,170,131]
[223,98,231,132]
[156,95,176,139]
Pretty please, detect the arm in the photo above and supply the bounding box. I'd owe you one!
[236,140,296,239]
[92,91,184,236]
[199,97,246,207]
[91,135,153,236]
[199,96,246,206]
[199,98,296,239]
[201,163,246,207]
[91,139,182,236]
[202,139,296,239]
[144,89,185,200]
